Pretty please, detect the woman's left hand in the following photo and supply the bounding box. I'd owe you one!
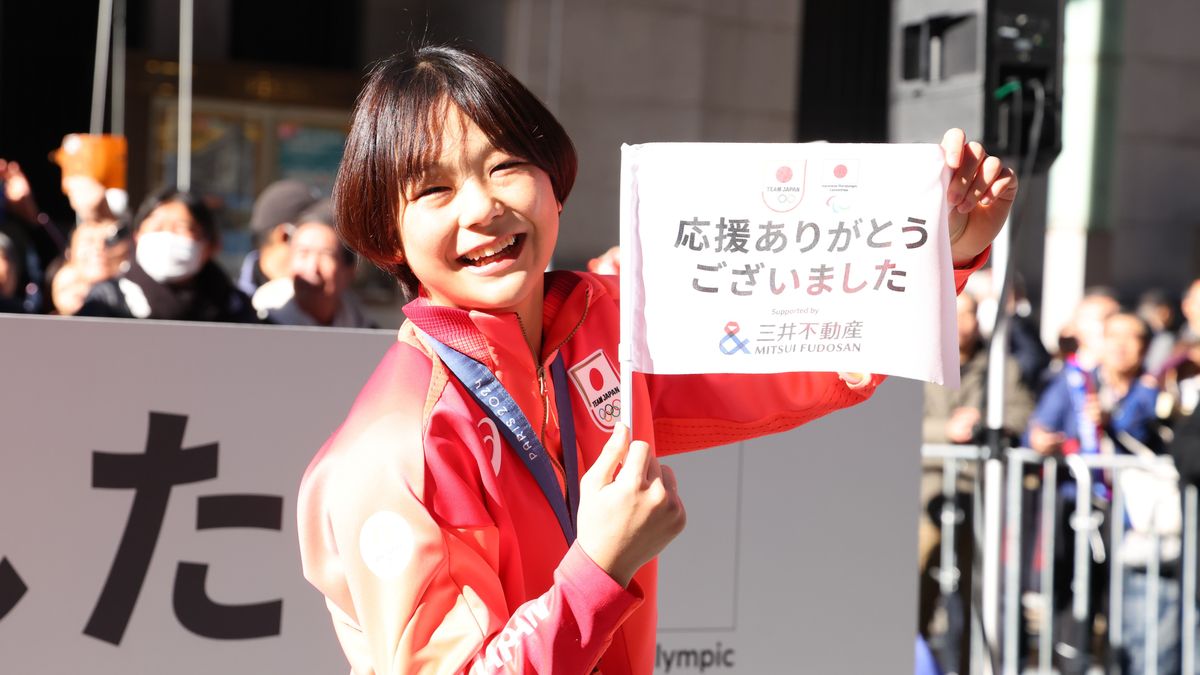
[941,128,1019,267]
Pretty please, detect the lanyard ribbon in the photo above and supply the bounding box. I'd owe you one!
[424,335,580,544]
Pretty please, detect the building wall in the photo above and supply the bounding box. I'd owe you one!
[1099,0,1200,297]
[507,0,804,269]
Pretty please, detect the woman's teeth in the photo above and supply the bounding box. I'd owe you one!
[463,235,518,264]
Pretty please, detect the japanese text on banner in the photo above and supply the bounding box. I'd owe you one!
[622,143,959,386]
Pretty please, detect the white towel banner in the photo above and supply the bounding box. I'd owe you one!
[619,142,960,388]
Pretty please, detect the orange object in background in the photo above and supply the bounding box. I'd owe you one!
[50,133,127,190]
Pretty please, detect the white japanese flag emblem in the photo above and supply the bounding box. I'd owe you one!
[568,350,622,431]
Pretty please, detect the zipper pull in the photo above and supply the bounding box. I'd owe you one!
[538,365,546,396]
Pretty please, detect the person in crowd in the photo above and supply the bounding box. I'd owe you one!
[252,200,374,328]
[1156,280,1200,422]
[924,292,1036,446]
[1030,310,1162,457]
[66,218,129,284]
[587,245,620,275]
[1,158,43,226]
[917,292,1034,668]
[1028,309,1164,674]
[1159,336,1200,421]
[238,179,322,296]
[1179,279,1200,345]
[1167,395,1200,675]
[0,158,133,313]
[1,158,62,312]
[295,45,1013,674]
[1138,288,1179,375]
[0,231,25,313]
[963,268,1050,392]
[77,187,257,323]
[1048,289,1120,374]
[45,257,90,316]
[1091,311,1177,675]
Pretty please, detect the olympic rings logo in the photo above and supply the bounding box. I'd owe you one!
[597,401,621,421]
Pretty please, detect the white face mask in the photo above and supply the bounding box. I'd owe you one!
[136,231,206,283]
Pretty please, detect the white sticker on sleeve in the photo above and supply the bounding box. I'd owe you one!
[359,511,415,580]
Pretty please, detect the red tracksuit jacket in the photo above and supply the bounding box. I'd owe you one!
[298,263,980,674]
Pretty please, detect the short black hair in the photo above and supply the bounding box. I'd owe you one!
[133,187,218,242]
[334,45,576,298]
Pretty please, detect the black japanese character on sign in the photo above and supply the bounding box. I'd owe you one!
[693,262,726,293]
[903,217,928,249]
[866,219,893,248]
[675,218,710,251]
[755,221,787,253]
[0,557,27,621]
[84,412,283,645]
[715,218,751,253]
[174,494,284,639]
[730,263,764,296]
[873,259,906,292]
[826,220,860,253]
[796,221,820,252]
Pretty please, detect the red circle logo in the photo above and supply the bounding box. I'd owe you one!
[833,164,848,179]
[589,368,605,391]
[775,166,793,183]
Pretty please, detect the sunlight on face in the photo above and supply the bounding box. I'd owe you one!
[397,105,560,322]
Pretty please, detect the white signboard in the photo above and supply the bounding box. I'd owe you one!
[621,142,959,387]
[0,314,921,673]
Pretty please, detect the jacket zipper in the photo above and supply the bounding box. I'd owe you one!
[536,363,568,480]
[517,286,592,484]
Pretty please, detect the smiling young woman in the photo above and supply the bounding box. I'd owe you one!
[298,45,1011,675]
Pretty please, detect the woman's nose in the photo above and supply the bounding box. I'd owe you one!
[456,180,503,228]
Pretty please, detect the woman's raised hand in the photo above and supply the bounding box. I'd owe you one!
[575,424,686,587]
[941,128,1019,266]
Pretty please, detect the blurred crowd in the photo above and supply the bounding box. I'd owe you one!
[919,269,1200,674]
[0,158,375,328]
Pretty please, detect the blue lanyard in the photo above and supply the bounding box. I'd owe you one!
[424,335,580,545]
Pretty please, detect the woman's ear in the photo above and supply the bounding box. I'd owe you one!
[382,247,405,264]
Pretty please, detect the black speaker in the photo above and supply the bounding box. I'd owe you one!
[891,0,1063,173]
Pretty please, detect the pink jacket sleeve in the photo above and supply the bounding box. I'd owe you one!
[297,346,643,674]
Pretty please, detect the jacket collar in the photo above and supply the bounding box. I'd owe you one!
[402,271,590,372]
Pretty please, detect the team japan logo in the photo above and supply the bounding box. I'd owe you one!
[761,161,806,212]
[568,349,621,431]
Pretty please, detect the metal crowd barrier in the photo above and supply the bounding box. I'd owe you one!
[921,444,1198,675]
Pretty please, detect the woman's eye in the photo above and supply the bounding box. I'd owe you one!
[414,185,449,199]
[492,160,526,174]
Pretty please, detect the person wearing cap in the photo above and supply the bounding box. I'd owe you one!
[238,179,322,296]
[77,187,257,323]
[251,200,375,328]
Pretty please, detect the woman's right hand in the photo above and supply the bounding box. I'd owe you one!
[575,424,686,587]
